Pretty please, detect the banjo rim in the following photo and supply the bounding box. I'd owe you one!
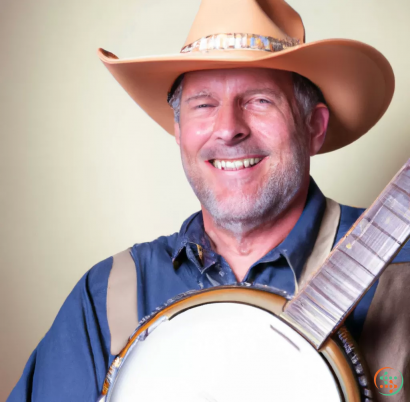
[102,286,363,402]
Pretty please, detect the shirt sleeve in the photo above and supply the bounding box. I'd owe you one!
[7,257,114,402]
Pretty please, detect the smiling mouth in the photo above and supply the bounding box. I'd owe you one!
[209,157,264,171]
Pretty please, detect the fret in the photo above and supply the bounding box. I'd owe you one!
[372,204,410,242]
[392,182,410,198]
[324,260,364,294]
[304,284,344,319]
[281,160,410,348]
[339,239,385,275]
[354,219,400,255]
[311,271,354,310]
[349,234,388,260]
[394,174,410,195]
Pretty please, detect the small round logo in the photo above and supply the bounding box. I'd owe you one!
[374,367,403,396]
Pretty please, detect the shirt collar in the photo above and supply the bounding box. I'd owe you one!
[261,177,326,281]
[172,211,218,272]
[172,177,326,279]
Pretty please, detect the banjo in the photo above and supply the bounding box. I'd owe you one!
[98,160,410,402]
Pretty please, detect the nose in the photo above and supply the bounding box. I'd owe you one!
[212,101,250,145]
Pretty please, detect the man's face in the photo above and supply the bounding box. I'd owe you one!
[175,68,311,232]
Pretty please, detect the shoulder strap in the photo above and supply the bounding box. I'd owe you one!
[107,248,138,355]
[298,198,341,291]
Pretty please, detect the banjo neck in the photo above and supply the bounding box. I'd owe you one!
[281,159,410,349]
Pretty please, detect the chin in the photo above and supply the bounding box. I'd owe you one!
[205,194,269,230]
[204,176,304,233]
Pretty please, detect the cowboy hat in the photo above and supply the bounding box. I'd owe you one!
[97,0,394,154]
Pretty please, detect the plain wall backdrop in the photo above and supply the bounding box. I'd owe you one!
[1,0,410,398]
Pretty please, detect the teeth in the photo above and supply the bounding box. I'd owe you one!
[212,157,263,171]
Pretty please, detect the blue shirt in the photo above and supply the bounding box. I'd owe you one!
[8,178,409,401]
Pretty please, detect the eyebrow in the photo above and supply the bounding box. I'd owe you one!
[184,91,215,104]
[242,88,285,101]
[184,88,285,104]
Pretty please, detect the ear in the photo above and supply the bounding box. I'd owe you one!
[174,121,181,146]
[307,103,329,156]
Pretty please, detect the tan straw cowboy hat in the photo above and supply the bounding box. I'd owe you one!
[97,0,394,154]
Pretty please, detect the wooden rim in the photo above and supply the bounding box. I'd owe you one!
[104,286,361,401]
[119,286,287,359]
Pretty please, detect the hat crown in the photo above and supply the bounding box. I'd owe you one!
[183,0,305,47]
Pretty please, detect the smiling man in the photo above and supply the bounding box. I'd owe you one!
[173,68,328,281]
[8,0,410,401]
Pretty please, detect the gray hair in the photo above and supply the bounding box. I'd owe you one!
[292,73,327,128]
[168,74,185,123]
[167,72,326,125]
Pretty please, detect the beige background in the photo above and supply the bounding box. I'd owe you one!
[1,0,409,399]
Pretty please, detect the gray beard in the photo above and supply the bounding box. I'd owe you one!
[182,138,309,236]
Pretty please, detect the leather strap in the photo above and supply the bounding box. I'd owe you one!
[107,248,138,355]
[298,198,341,291]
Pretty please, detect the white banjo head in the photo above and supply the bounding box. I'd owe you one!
[106,302,342,402]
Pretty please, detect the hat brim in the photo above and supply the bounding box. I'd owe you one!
[97,39,394,154]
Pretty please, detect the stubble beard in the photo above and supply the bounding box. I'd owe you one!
[182,134,309,236]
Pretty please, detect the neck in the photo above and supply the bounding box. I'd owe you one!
[202,182,310,282]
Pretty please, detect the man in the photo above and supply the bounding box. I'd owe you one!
[7,0,410,401]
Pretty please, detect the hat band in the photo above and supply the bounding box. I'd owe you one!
[180,33,300,54]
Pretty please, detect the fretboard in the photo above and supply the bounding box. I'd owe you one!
[281,159,410,349]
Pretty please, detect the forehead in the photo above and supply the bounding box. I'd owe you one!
[182,68,294,94]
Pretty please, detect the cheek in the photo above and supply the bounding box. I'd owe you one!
[180,120,213,160]
[247,113,292,147]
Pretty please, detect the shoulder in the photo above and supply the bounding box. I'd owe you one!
[338,203,365,232]
[85,231,181,291]
[130,232,180,262]
[55,256,114,335]
[86,255,114,295]
[333,203,365,245]
[82,232,180,297]
[49,256,113,312]
[339,203,365,222]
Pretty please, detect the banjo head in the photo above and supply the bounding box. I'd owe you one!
[101,287,365,402]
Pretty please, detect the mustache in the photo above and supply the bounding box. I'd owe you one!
[200,145,270,161]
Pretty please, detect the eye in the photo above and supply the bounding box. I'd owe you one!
[191,102,217,110]
[247,97,272,105]
[244,97,273,111]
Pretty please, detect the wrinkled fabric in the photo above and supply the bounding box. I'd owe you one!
[7,259,115,401]
[8,177,409,401]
